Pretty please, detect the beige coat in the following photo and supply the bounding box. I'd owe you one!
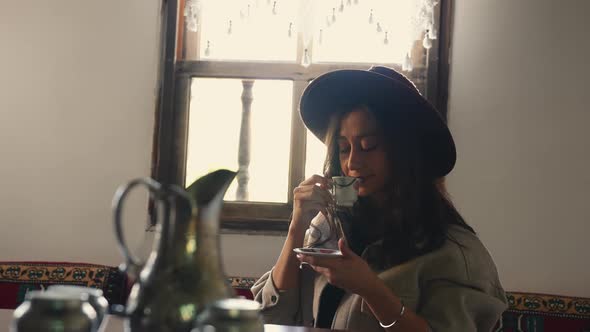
[251,215,508,331]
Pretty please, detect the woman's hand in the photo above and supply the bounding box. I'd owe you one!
[296,239,379,297]
[291,174,333,232]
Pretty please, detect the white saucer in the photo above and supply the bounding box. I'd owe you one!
[293,247,343,257]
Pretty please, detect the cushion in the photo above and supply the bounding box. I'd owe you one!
[495,292,590,331]
[228,276,257,300]
[0,261,128,309]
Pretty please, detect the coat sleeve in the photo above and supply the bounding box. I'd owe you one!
[417,279,507,332]
[250,267,316,326]
[415,226,509,331]
[250,214,328,326]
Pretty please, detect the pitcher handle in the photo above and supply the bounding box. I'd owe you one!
[112,177,166,277]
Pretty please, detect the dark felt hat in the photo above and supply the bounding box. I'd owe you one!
[299,65,456,177]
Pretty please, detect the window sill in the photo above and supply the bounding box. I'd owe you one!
[220,201,292,235]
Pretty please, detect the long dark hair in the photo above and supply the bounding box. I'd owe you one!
[318,104,474,269]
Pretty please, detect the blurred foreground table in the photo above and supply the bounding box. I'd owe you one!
[0,309,342,331]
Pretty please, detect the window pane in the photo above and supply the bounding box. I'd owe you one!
[305,129,327,180]
[185,78,293,203]
[198,0,298,61]
[312,1,419,64]
[191,0,429,64]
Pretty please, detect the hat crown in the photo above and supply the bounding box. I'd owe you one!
[368,65,420,94]
[299,66,455,177]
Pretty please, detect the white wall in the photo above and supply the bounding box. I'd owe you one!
[0,1,160,264]
[447,0,590,297]
[1,0,588,311]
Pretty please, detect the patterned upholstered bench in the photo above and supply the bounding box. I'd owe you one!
[3,265,588,332]
[228,277,590,332]
[229,276,258,299]
[0,262,252,310]
[0,262,128,309]
[495,292,590,332]
[0,262,249,310]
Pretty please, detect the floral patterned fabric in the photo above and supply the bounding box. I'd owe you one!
[495,292,590,332]
[228,276,258,300]
[0,262,128,309]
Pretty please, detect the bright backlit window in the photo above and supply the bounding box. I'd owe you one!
[186,78,292,203]
[186,0,438,67]
[152,0,449,230]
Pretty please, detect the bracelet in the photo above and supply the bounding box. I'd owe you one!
[379,302,405,328]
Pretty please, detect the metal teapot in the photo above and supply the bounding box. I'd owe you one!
[112,170,236,332]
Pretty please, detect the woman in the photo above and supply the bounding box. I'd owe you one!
[251,66,507,331]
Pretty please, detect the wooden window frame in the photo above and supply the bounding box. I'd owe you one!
[150,0,454,235]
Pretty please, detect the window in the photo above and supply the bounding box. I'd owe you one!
[152,0,452,233]
[186,78,293,203]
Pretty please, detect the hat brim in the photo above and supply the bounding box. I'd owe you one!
[299,69,456,177]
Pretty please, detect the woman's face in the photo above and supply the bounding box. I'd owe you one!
[338,108,390,198]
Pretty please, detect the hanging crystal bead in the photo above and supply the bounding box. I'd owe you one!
[369,9,373,24]
[423,33,432,49]
[302,48,311,67]
[204,41,211,56]
[402,53,413,71]
[184,0,200,32]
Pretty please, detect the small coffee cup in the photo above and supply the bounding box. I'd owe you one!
[47,285,109,331]
[331,176,359,207]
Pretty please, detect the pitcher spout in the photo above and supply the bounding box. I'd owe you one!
[186,169,236,217]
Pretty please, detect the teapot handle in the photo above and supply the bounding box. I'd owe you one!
[112,178,167,277]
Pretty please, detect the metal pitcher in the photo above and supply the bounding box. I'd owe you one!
[112,169,236,332]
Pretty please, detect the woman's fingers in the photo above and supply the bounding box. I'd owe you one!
[310,265,329,274]
[296,254,340,268]
[293,184,333,205]
[299,174,334,191]
[300,174,328,187]
[296,256,328,273]
[297,258,335,281]
[291,175,335,227]
[312,185,334,205]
